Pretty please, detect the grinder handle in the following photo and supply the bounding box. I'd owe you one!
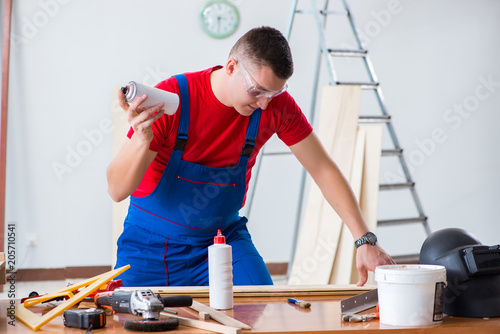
[95,291,114,308]
[157,295,193,307]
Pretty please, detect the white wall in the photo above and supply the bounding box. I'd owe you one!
[4,0,500,271]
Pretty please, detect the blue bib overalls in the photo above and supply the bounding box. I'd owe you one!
[115,74,273,286]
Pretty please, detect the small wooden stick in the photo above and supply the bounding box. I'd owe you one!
[190,300,251,329]
[162,312,241,334]
[199,311,210,320]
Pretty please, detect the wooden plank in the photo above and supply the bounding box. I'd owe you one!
[288,86,338,286]
[130,284,374,298]
[350,124,383,285]
[289,85,361,285]
[314,86,362,284]
[358,125,383,236]
[111,86,130,267]
[163,312,242,334]
[329,127,366,284]
[157,290,371,298]
[190,300,251,329]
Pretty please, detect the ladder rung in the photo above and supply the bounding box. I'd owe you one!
[320,9,349,16]
[329,49,367,57]
[378,216,428,226]
[359,115,391,123]
[382,149,403,156]
[264,147,402,157]
[336,81,379,89]
[294,9,348,16]
[295,9,314,14]
[265,147,403,158]
[379,182,415,190]
[263,149,403,157]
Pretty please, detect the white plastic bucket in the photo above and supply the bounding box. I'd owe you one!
[374,264,447,326]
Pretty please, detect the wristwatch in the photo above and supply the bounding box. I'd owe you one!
[354,232,377,248]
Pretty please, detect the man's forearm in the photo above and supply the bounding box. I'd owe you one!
[107,136,157,202]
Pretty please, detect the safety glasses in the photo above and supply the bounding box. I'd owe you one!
[237,60,288,99]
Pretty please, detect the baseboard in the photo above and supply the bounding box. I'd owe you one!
[9,266,112,282]
[266,262,288,276]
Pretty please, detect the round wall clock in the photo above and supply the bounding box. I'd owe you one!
[200,0,240,39]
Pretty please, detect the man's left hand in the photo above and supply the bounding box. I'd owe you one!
[356,244,395,286]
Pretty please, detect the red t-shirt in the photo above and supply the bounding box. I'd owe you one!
[128,66,313,202]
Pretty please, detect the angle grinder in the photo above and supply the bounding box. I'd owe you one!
[95,289,192,332]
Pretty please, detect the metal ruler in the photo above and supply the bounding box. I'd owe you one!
[340,289,378,314]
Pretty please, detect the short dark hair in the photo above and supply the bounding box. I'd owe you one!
[229,26,294,80]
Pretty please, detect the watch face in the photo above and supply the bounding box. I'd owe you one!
[366,232,377,244]
[200,0,239,39]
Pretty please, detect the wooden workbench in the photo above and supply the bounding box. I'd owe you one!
[3,286,500,333]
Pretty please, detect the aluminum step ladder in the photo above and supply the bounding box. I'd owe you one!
[246,0,431,265]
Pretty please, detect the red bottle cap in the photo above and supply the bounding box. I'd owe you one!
[213,229,226,244]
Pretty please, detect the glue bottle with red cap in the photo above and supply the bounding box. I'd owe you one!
[208,229,233,309]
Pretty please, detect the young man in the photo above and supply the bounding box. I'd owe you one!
[107,26,394,287]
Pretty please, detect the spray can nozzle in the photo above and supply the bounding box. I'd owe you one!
[118,81,179,115]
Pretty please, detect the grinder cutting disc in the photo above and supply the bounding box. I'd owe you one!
[124,318,179,332]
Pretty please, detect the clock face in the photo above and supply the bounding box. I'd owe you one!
[200,0,239,39]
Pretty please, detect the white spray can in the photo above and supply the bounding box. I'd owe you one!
[121,81,179,115]
[208,229,233,310]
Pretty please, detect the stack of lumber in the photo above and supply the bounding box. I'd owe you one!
[289,85,383,285]
[111,87,131,265]
[122,284,374,298]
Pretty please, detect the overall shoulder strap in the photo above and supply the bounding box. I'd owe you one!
[241,108,262,157]
[172,74,189,150]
